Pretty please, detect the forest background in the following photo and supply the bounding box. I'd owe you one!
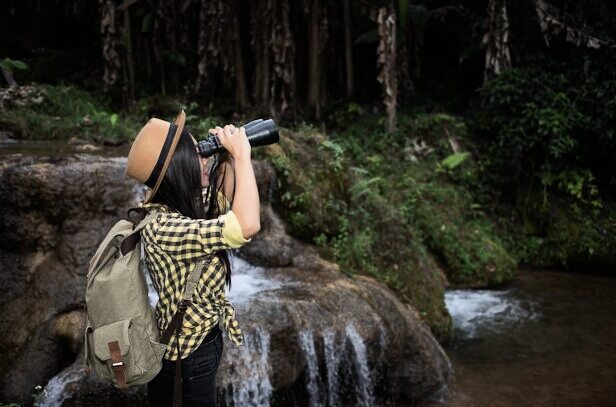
[1,0,614,339]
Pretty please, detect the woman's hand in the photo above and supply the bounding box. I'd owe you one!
[209,124,251,161]
[208,124,259,239]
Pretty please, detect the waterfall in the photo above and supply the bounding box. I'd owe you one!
[345,323,375,407]
[298,330,324,407]
[222,326,274,406]
[323,329,340,407]
[298,321,382,407]
[221,255,387,407]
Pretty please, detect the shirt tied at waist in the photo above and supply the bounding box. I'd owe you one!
[212,295,244,346]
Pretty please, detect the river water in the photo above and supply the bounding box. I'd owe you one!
[426,268,616,407]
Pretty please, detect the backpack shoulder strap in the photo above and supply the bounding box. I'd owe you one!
[120,210,161,256]
[159,257,209,406]
[159,258,208,344]
[181,258,208,303]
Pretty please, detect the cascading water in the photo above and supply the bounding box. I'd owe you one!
[323,329,340,407]
[444,288,541,338]
[34,364,88,407]
[290,322,387,407]
[221,325,274,406]
[298,330,322,407]
[344,323,375,407]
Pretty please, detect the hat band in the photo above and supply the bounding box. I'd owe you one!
[145,123,178,189]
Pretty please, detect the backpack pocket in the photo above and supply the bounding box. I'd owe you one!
[89,319,163,387]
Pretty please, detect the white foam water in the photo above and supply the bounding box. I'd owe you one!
[225,255,284,303]
[345,323,375,407]
[445,288,540,338]
[298,330,324,407]
[34,363,87,407]
[323,328,342,407]
[222,326,274,406]
[319,322,384,407]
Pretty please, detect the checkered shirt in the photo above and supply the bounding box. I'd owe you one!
[138,189,250,360]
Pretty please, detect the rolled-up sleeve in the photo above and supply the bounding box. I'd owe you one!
[154,210,251,262]
[221,210,252,248]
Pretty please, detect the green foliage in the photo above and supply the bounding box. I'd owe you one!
[0,84,225,144]
[0,57,28,72]
[180,101,223,139]
[542,169,602,209]
[437,151,470,172]
[475,69,582,187]
[493,195,616,271]
[403,176,516,286]
[473,66,613,207]
[472,63,616,271]
[0,84,139,143]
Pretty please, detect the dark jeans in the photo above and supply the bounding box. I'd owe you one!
[148,324,223,407]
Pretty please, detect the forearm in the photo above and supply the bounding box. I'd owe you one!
[231,155,260,238]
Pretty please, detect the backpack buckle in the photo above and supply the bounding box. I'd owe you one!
[112,361,124,367]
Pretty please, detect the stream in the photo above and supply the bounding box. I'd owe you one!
[425,268,616,407]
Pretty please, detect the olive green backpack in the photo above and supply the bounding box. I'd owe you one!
[84,208,166,388]
[84,207,209,406]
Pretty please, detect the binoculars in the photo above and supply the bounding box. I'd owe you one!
[196,118,279,158]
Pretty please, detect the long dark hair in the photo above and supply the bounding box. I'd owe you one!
[150,128,236,291]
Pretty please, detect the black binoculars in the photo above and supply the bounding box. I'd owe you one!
[196,118,279,158]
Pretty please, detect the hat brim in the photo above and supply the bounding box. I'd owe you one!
[143,109,186,204]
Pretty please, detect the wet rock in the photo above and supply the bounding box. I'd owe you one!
[53,311,86,354]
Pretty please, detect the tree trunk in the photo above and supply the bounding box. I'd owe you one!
[343,0,354,98]
[99,0,122,93]
[308,0,321,119]
[376,4,397,133]
[232,0,249,110]
[533,0,611,49]
[482,0,512,82]
[122,7,135,108]
[251,0,271,110]
[269,0,296,120]
[195,0,208,93]
[152,5,166,95]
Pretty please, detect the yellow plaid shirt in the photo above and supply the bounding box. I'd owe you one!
[138,189,250,361]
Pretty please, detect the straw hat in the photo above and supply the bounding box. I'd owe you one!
[125,110,186,204]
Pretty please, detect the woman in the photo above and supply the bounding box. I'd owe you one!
[125,110,260,406]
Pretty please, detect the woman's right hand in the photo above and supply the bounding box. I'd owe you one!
[210,124,251,160]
